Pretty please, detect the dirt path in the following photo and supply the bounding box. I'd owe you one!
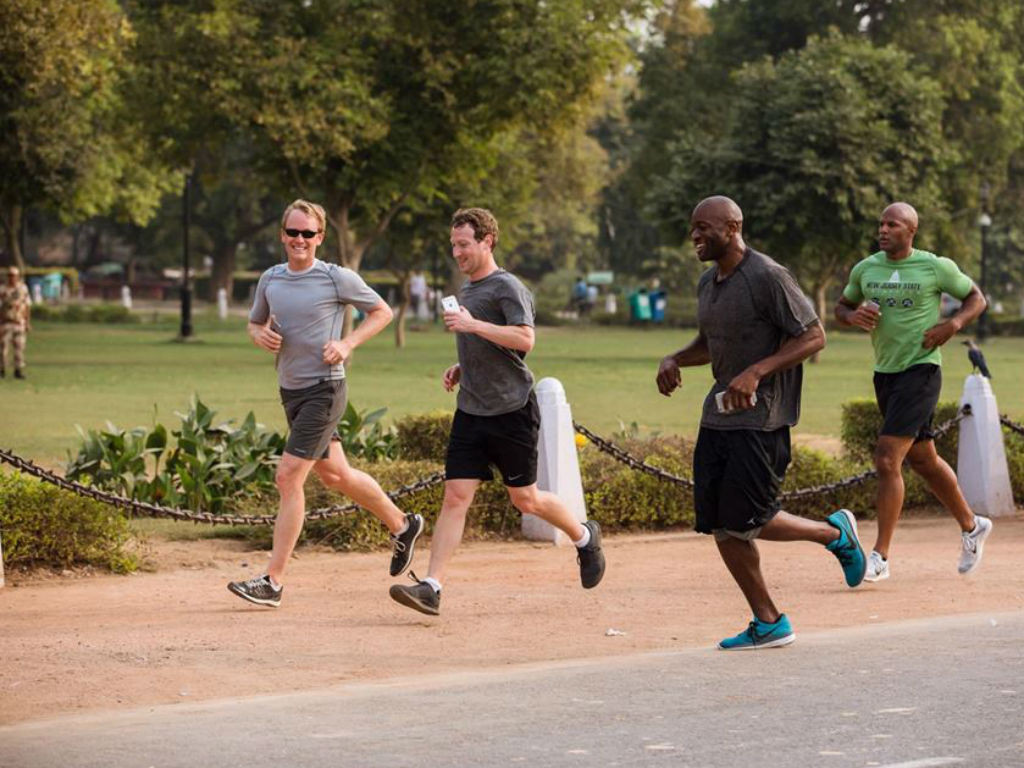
[2,514,1023,725]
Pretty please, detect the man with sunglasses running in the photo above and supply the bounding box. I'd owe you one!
[228,199,424,607]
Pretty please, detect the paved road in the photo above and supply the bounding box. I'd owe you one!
[3,612,1023,768]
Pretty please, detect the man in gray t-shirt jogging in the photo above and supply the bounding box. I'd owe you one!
[389,207,605,616]
[228,199,424,607]
[655,196,866,650]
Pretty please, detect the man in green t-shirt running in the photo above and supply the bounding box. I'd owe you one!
[835,202,991,582]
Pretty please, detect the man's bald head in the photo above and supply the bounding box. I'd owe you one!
[881,202,918,233]
[692,196,744,229]
[878,202,919,257]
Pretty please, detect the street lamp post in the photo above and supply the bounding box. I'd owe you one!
[180,172,194,339]
[977,181,992,343]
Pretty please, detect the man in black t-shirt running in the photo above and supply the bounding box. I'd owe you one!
[389,208,605,615]
[656,196,866,650]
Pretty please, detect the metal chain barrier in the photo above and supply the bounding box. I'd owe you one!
[575,407,969,500]
[0,447,445,526]
[1000,414,1024,439]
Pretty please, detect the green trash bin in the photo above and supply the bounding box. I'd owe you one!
[628,290,652,322]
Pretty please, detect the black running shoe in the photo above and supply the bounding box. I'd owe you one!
[577,520,606,589]
[389,571,440,616]
[227,574,282,607]
[389,513,425,577]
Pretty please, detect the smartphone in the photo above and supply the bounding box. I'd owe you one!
[441,295,460,313]
[715,391,757,414]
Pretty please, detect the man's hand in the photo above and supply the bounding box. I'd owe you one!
[922,318,960,349]
[323,338,354,366]
[250,315,282,353]
[656,355,682,396]
[847,302,880,332]
[723,367,760,411]
[443,306,478,334]
[442,364,461,392]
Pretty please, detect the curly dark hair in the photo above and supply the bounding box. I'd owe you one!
[450,207,499,247]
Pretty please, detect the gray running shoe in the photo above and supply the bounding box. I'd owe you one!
[389,572,440,616]
[577,520,606,589]
[227,574,282,607]
[958,515,993,575]
[390,513,425,577]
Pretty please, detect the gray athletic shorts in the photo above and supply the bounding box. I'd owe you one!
[279,379,347,460]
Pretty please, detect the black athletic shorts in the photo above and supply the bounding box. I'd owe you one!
[445,392,540,487]
[693,426,791,535]
[279,379,347,460]
[873,363,941,442]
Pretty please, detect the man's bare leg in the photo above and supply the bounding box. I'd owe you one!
[505,484,585,542]
[873,435,915,558]
[716,536,780,623]
[313,441,406,534]
[906,440,975,532]
[426,479,481,584]
[267,452,317,583]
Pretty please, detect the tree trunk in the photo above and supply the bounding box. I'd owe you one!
[809,278,833,364]
[211,242,238,299]
[393,271,412,348]
[0,203,24,269]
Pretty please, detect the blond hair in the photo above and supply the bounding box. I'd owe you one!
[281,199,327,233]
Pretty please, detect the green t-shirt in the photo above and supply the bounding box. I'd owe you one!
[841,249,974,373]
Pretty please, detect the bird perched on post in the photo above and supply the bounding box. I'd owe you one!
[963,339,992,378]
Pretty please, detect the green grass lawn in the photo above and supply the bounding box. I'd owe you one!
[3,315,1023,466]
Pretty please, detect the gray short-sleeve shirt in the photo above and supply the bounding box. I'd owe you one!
[696,248,818,431]
[455,269,536,416]
[249,259,383,389]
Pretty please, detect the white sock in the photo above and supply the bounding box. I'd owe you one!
[267,575,282,589]
[395,518,410,536]
[422,577,442,593]
[573,526,591,549]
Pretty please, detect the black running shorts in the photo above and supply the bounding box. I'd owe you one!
[279,379,347,460]
[693,426,791,535]
[445,392,540,487]
[873,363,941,442]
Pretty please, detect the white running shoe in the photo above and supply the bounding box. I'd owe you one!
[863,550,890,582]
[958,515,993,575]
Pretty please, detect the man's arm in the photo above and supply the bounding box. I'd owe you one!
[724,322,826,410]
[323,300,393,364]
[656,332,710,396]
[922,284,986,349]
[443,307,534,353]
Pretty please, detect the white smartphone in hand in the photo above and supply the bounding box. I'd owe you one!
[441,295,460,313]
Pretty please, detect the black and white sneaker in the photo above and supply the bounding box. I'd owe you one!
[577,520,606,589]
[227,574,282,607]
[389,513,425,577]
[389,572,440,616]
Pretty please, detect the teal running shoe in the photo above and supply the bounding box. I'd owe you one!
[826,508,866,587]
[718,614,795,651]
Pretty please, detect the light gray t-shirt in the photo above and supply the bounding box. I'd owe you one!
[696,248,818,431]
[456,269,536,416]
[249,259,383,389]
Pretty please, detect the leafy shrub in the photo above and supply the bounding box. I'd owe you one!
[338,402,399,461]
[396,411,452,460]
[67,396,285,514]
[0,472,137,572]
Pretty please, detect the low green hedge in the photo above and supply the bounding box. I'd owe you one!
[0,472,138,573]
[32,303,139,324]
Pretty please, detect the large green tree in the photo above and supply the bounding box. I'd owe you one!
[0,0,175,268]
[647,32,950,319]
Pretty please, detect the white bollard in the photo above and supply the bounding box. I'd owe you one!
[31,282,42,304]
[524,378,588,545]
[604,292,617,315]
[217,287,229,320]
[120,285,132,310]
[958,374,1015,518]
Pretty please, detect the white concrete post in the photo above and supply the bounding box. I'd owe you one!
[217,287,229,320]
[31,283,42,304]
[120,285,132,310]
[958,374,1015,518]
[524,378,588,545]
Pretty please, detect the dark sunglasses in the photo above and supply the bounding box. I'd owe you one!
[284,228,320,239]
